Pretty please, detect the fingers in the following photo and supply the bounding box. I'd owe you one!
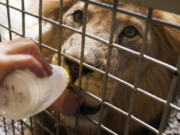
[1,38,52,76]
[5,54,47,78]
[3,38,39,55]
[22,38,53,76]
[23,38,53,76]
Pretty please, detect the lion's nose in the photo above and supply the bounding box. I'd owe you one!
[65,58,93,83]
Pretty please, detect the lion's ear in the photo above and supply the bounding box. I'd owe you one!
[154,11,180,54]
[42,0,78,17]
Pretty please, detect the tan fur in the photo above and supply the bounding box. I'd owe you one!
[29,0,180,134]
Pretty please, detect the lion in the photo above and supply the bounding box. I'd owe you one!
[0,0,180,135]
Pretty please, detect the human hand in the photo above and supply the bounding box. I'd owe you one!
[0,38,52,84]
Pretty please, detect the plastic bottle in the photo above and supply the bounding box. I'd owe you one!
[0,65,69,120]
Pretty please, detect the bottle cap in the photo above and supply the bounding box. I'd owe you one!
[58,66,70,87]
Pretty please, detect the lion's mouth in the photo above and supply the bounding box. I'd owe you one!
[54,59,101,116]
[54,89,101,116]
[65,58,93,83]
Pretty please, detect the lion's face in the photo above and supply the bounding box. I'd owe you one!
[55,1,157,132]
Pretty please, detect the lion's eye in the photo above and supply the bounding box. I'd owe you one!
[122,26,139,38]
[73,10,83,23]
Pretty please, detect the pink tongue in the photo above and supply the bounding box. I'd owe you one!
[53,89,84,116]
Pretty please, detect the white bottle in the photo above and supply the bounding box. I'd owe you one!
[0,65,69,120]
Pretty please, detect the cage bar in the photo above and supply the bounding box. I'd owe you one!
[57,0,64,65]
[38,0,43,50]
[158,57,180,134]
[75,0,89,133]
[5,0,12,40]
[3,118,7,135]
[19,120,24,135]
[21,0,25,36]
[124,8,153,135]
[97,0,119,134]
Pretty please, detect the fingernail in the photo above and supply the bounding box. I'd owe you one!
[47,64,53,76]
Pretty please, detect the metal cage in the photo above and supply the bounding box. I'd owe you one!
[0,0,180,135]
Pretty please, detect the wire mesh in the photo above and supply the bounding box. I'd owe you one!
[0,0,179,135]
